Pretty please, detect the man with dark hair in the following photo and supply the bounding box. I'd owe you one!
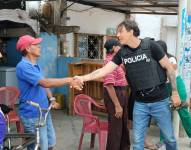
[117,20,140,37]
[16,35,82,150]
[75,19,180,150]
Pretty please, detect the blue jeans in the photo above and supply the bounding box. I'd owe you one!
[133,98,177,150]
[20,114,56,150]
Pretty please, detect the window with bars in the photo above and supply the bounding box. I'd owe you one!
[74,33,103,59]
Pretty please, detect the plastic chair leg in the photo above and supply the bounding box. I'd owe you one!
[90,133,96,148]
[98,131,107,150]
[78,132,84,150]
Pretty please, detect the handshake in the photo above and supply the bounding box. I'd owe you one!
[70,76,85,91]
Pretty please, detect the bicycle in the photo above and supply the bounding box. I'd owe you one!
[3,101,53,150]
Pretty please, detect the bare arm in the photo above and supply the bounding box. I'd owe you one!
[39,77,83,90]
[159,55,176,91]
[39,77,72,88]
[46,88,53,99]
[105,84,122,118]
[45,88,60,109]
[82,61,118,82]
[172,64,177,70]
[169,57,178,70]
[159,55,181,106]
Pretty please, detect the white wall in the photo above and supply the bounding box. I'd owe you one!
[65,2,125,57]
[66,4,179,57]
[161,16,178,56]
[135,14,178,56]
[25,1,40,14]
[67,3,125,34]
[134,14,162,40]
[163,27,178,56]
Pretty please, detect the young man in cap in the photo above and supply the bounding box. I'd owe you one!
[16,35,82,150]
[74,19,180,150]
[103,39,130,150]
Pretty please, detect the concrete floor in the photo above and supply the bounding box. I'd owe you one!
[52,110,191,150]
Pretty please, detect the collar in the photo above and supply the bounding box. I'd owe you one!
[22,57,38,66]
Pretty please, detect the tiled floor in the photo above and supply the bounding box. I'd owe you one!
[52,110,191,150]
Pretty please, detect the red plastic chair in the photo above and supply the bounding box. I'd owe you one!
[74,94,108,150]
[0,86,23,133]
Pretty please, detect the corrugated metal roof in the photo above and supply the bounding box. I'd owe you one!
[67,0,178,15]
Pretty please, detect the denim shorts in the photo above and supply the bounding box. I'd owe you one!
[20,114,56,150]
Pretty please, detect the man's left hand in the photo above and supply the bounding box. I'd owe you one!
[52,101,61,109]
[171,91,181,107]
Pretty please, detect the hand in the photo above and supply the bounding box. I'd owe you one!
[73,76,84,84]
[171,91,181,107]
[115,104,123,118]
[51,101,61,109]
[70,78,83,90]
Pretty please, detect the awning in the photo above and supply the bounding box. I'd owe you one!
[67,0,178,15]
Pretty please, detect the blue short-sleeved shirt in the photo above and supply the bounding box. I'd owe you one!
[16,57,48,118]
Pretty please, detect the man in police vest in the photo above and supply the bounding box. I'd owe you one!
[74,19,181,150]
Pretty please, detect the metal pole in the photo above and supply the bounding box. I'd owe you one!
[175,0,188,139]
[176,0,191,138]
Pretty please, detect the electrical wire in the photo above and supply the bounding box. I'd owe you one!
[68,6,94,12]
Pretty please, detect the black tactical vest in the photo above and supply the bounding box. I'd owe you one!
[121,38,167,91]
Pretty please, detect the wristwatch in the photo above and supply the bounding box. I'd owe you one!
[49,97,56,102]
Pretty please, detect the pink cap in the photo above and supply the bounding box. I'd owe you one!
[16,35,42,51]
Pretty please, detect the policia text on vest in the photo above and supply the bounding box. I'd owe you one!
[121,38,167,92]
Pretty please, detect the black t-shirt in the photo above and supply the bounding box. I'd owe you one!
[112,39,169,103]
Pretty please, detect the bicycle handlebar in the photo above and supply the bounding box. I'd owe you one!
[27,101,40,108]
[26,100,53,127]
[26,100,53,111]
